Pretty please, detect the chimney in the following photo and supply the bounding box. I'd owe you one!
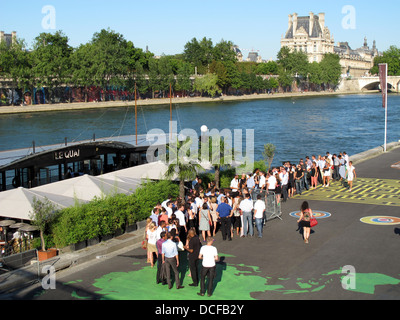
[319,13,325,30]
[309,12,314,36]
[293,13,298,36]
[288,14,292,29]
[11,31,17,45]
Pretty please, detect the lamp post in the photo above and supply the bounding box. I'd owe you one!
[200,125,208,165]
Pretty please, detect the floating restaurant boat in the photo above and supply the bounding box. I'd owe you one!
[0,133,171,192]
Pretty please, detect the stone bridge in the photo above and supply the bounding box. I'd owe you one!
[339,76,400,92]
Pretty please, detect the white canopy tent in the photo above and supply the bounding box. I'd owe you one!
[0,187,73,221]
[0,160,214,221]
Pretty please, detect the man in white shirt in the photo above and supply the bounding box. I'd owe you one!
[230,174,239,196]
[253,194,266,238]
[239,193,254,237]
[166,201,173,218]
[174,203,187,233]
[198,237,219,297]
[279,168,289,202]
[258,172,266,190]
[267,172,277,192]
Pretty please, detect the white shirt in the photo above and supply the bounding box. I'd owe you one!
[199,245,218,268]
[174,210,186,227]
[267,175,277,190]
[166,207,173,218]
[254,200,266,219]
[147,229,158,245]
[230,178,239,191]
[239,198,254,212]
[259,175,266,188]
[280,172,289,185]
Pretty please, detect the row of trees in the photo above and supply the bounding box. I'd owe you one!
[0,29,344,105]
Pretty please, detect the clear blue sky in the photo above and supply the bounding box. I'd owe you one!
[0,0,397,60]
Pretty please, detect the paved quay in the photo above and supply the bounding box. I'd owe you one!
[0,90,362,115]
[1,142,400,302]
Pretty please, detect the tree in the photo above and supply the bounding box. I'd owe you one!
[319,53,341,89]
[0,38,31,105]
[165,138,203,199]
[370,46,400,76]
[89,29,130,91]
[31,31,72,103]
[71,43,96,102]
[193,73,221,97]
[30,197,57,252]
[262,143,276,170]
[176,62,192,96]
[200,136,234,189]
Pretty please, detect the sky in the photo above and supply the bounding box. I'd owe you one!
[0,0,398,60]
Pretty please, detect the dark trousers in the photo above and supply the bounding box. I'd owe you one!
[165,257,180,288]
[200,265,216,295]
[188,258,200,285]
[281,184,288,201]
[220,216,231,240]
[157,254,166,284]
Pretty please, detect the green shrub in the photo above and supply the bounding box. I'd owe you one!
[49,180,179,248]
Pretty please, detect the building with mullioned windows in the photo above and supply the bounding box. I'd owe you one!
[281,13,380,77]
[0,31,17,46]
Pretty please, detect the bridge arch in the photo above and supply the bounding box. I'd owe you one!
[361,81,395,92]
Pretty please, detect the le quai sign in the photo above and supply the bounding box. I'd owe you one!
[54,149,81,161]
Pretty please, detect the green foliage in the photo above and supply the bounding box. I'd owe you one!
[29,197,57,251]
[49,180,178,248]
[193,73,222,97]
[370,46,400,76]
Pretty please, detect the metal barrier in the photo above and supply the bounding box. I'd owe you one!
[247,189,282,221]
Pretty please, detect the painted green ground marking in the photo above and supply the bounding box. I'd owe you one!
[92,263,267,300]
[65,263,400,299]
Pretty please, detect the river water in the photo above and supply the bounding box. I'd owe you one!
[0,93,399,167]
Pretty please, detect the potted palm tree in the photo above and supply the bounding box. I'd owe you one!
[30,197,58,261]
[165,137,203,199]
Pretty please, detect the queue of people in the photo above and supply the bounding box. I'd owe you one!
[142,150,355,295]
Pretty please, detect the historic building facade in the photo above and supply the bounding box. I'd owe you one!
[0,31,17,46]
[281,13,379,77]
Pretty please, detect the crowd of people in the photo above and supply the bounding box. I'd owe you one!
[143,150,356,295]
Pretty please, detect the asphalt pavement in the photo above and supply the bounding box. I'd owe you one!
[2,143,400,304]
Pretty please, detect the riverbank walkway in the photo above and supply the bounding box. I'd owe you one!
[1,143,400,302]
[0,90,363,115]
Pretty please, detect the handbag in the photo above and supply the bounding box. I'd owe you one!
[141,239,147,250]
[310,217,318,227]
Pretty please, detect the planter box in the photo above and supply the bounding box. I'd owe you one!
[125,224,137,233]
[87,237,100,247]
[37,248,57,261]
[69,240,87,252]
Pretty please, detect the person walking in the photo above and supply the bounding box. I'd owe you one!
[161,232,184,290]
[296,201,315,244]
[346,161,356,191]
[197,237,219,297]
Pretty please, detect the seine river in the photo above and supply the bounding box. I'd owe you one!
[0,93,399,167]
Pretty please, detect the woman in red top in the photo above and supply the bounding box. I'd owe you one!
[297,201,315,244]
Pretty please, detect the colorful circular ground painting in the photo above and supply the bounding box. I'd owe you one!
[360,216,400,226]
